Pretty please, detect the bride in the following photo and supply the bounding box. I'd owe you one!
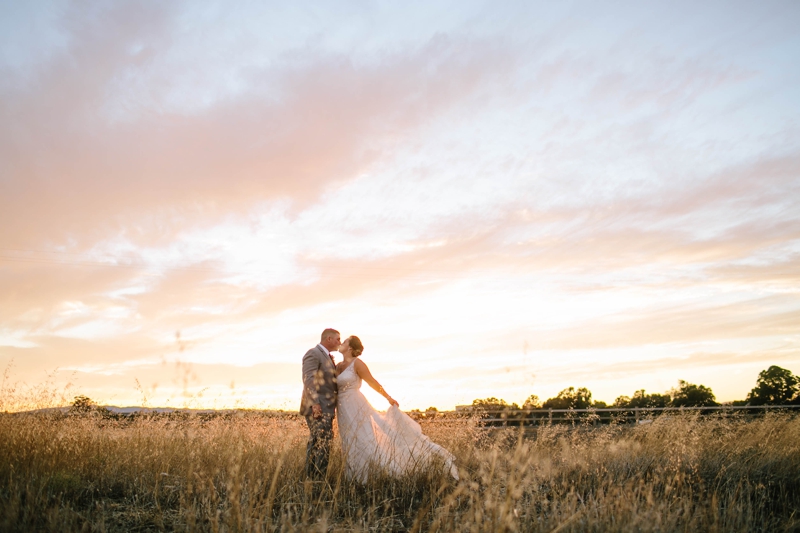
[335,335,459,483]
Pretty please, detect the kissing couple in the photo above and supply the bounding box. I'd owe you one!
[300,328,459,483]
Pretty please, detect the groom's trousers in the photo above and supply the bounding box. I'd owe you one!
[305,412,334,479]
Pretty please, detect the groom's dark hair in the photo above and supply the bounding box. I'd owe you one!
[321,328,339,342]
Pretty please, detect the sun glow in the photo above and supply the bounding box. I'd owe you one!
[1,2,799,412]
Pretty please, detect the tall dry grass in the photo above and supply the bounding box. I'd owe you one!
[1,409,798,532]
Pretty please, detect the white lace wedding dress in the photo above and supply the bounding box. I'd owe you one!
[336,361,459,483]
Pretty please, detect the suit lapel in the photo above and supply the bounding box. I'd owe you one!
[319,346,332,369]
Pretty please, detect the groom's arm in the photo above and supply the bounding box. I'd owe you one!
[302,349,323,411]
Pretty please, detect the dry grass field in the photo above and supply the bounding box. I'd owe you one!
[1,410,799,532]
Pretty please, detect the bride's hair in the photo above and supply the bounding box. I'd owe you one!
[348,336,364,357]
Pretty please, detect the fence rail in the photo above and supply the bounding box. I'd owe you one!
[432,404,800,427]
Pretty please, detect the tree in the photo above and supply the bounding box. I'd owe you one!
[670,381,717,407]
[613,395,631,408]
[472,397,522,427]
[542,387,593,410]
[522,394,541,409]
[472,397,520,411]
[70,395,95,415]
[645,392,671,408]
[615,390,671,409]
[746,365,800,405]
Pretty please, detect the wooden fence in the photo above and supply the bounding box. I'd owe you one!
[433,404,800,428]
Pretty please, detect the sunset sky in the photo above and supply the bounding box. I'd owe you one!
[1,1,799,411]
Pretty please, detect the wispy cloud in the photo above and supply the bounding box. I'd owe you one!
[1,1,799,409]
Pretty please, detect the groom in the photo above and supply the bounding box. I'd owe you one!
[300,328,341,479]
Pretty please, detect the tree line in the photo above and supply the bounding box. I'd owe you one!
[68,364,799,418]
[466,365,800,413]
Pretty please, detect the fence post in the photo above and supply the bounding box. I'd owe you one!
[635,407,640,424]
[549,409,553,425]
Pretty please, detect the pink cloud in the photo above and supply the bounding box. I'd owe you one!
[0,4,522,250]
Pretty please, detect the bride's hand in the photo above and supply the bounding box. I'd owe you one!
[388,397,399,407]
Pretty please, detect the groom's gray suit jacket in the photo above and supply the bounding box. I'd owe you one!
[300,345,338,417]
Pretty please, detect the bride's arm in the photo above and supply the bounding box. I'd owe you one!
[354,359,399,407]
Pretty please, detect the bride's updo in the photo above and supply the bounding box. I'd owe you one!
[348,336,364,357]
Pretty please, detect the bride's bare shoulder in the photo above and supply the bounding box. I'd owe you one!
[353,358,372,376]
